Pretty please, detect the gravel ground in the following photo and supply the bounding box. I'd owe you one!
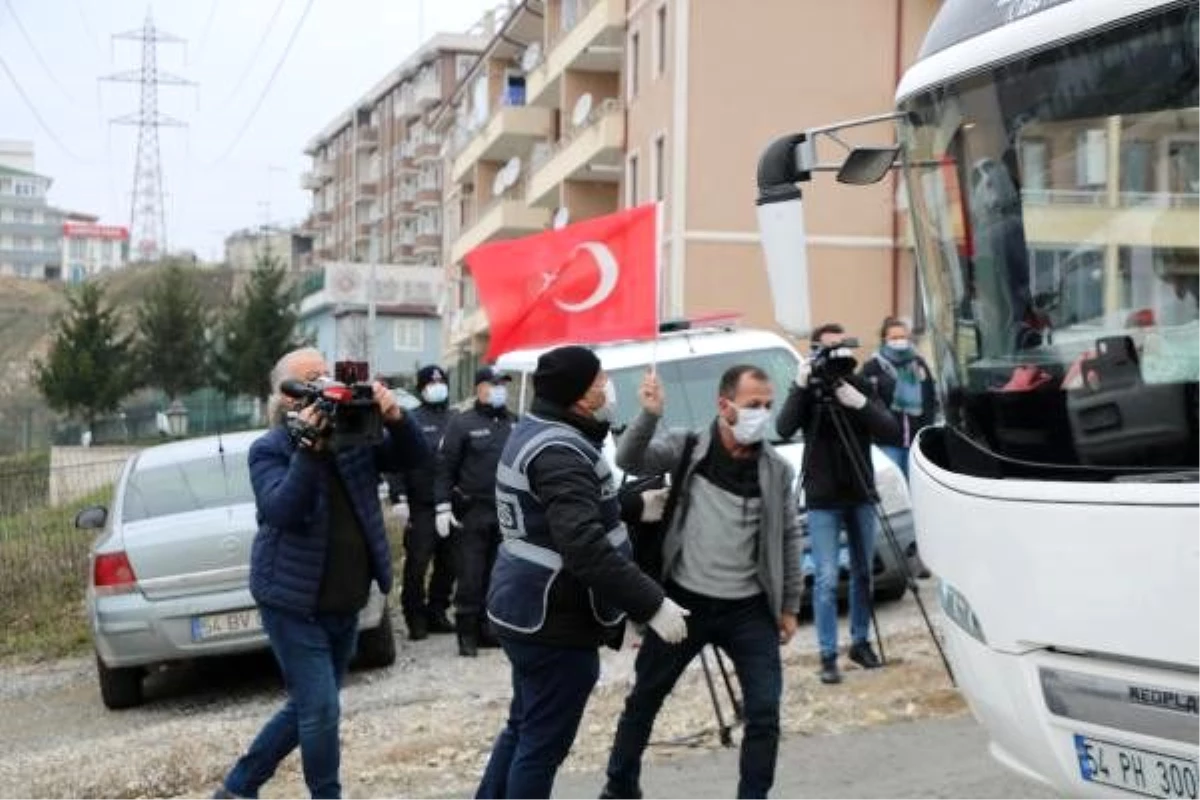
[0,583,966,799]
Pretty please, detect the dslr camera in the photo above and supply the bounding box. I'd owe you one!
[281,360,383,451]
[808,337,860,391]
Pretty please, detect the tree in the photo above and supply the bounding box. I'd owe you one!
[213,254,303,407]
[34,282,133,432]
[132,260,210,401]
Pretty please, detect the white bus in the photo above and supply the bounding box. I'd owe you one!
[756,1,1198,797]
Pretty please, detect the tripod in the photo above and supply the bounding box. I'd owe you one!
[799,381,954,683]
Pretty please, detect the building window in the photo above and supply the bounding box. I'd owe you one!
[628,31,640,100]
[393,318,424,351]
[12,208,32,223]
[653,134,666,202]
[1019,138,1049,202]
[1075,128,1107,188]
[13,181,40,197]
[654,4,668,78]
[0,178,11,194]
[626,152,639,206]
[70,238,86,259]
[13,236,31,250]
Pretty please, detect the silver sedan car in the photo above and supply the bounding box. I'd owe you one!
[76,430,395,710]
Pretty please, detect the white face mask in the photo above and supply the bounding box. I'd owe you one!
[422,383,449,404]
[593,380,617,423]
[488,385,508,408]
[731,406,771,445]
[886,338,911,351]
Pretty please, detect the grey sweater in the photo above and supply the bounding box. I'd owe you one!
[616,410,804,617]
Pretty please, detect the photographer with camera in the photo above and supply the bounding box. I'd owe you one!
[387,365,458,641]
[435,366,516,657]
[601,365,802,800]
[775,323,899,686]
[216,348,426,800]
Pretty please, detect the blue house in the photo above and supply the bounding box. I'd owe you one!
[296,262,444,386]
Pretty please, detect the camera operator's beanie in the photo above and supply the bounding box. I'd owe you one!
[416,364,446,392]
[533,345,601,408]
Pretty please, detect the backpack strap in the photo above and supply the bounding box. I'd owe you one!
[660,431,699,528]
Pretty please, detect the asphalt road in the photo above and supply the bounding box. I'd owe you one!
[550,714,1058,799]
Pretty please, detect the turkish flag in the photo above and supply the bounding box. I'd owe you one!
[466,204,659,359]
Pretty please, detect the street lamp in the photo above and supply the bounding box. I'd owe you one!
[165,399,189,438]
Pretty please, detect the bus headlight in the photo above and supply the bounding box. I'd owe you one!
[938,579,987,645]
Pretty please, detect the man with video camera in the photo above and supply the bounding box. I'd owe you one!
[775,323,899,686]
[216,347,427,800]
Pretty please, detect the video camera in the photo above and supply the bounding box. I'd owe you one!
[808,337,860,387]
[280,360,382,450]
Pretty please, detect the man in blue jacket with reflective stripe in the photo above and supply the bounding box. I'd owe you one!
[217,347,427,800]
[477,345,690,800]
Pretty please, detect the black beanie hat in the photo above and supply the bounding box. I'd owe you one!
[533,346,601,408]
[416,364,446,392]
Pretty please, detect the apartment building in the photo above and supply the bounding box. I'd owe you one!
[224,225,314,272]
[0,164,66,280]
[62,213,129,283]
[300,27,494,268]
[435,0,942,395]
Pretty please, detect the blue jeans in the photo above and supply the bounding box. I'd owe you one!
[222,606,359,799]
[476,639,600,799]
[880,445,910,481]
[808,505,876,660]
[605,586,782,799]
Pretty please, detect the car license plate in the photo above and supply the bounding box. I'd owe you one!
[191,608,262,641]
[1075,734,1199,799]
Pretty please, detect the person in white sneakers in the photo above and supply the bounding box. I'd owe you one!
[601,364,803,800]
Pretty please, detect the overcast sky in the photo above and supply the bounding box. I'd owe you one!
[0,0,496,260]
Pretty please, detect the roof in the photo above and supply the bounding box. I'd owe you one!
[494,327,801,373]
[0,164,48,180]
[303,31,490,155]
[130,430,265,471]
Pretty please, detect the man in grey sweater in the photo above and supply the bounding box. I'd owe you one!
[601,365,803,800]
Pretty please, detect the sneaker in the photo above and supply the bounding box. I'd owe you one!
[213,787,244,799]
[819,655,842,685]
[849,641,882,669]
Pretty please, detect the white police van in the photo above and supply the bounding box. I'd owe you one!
[494,319,918,603]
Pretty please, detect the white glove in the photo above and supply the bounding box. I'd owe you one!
[647,598,690,644]
[392,499,410,527]
[639,487,669,523]
[795,360,812,388]
[834,381,868,410]
[434,504,459,538]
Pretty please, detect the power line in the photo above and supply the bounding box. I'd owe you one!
[207,0,315,166]
[193,0,220,64]
[72,0,104,61]
[2,0,77,102]
[0,48,87,163]
[220,0,287,102]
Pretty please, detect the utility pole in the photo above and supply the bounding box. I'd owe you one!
[102,10,194,263]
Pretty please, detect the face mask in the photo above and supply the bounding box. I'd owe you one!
[422,383,448,404]
[886,339,911,351]
[592,381,617,423]
[730,406,771,445]
[488,385,508,408]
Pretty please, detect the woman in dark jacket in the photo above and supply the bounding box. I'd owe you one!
[859,317,938,480]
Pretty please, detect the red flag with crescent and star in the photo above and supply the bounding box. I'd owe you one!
[465,203,659,360]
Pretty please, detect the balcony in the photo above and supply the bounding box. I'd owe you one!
[393,198,417,218]
[449,305,490,347]
[526,98,624,207]
[356,126,380,151]
[414,233,441,256]
[314,210,334,224]
[301,172,323,191]
[356,177,380,200]
[415,77,441,109]
[414,142,442,165]
[526,0,624,107]
[450,188,551,264]
[415,187,441,209]
[450,102,554,183]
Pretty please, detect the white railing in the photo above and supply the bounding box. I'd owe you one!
[531,97,622,174]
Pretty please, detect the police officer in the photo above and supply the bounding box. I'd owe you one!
[477,346,688,799]
[435,365,516,656]
[390,365,458,641]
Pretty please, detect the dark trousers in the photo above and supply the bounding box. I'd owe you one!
[455,504,499,618]
[400,505,456,618]
[476,639,600,799]
[605,585,783,800]
[222,607,358,799]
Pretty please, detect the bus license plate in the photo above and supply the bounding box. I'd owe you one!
[1076,734,1198,799]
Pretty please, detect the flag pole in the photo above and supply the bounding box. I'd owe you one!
[652,200,664,375]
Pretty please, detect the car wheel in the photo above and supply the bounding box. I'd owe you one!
[354,606,397,669]
[96,654,144,710]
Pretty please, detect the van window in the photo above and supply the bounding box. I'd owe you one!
[607,347,800,440]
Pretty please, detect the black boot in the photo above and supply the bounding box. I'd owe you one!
[477,617,501,649]
[405,613,428,642]
[849,641,882,669]
[819,654,842,685]
[426,610,456,634]
[456,614,478,657]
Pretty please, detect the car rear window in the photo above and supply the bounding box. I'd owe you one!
[121,454,255,522]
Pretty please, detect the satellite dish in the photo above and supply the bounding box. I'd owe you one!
[491,170,507,197]
[552,206,570,230]
[502,156,522,186]
[521,42,542,72]
[571,93,593,128]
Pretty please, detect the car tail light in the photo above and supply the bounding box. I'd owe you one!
[93,551,138,595]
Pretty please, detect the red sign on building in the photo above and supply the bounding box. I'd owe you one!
[62,223,130,241]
